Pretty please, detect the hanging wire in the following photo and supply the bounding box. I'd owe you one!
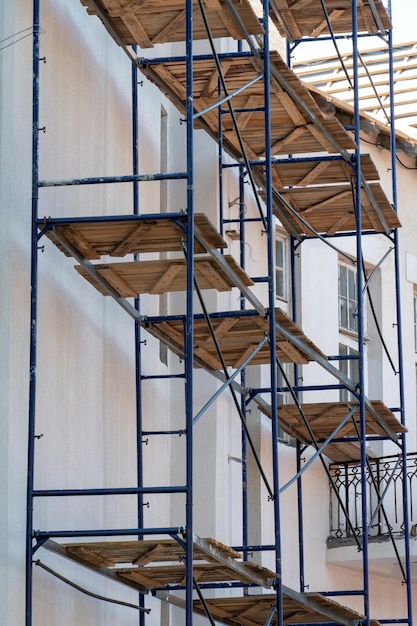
[357,49,391,124]
[181,240,274,501]
[361,255,397,373]
[349,421,407,582]
[0,26,36,52]
[318,0,354,90]
[196,0,268,231]
[275,360,363,549]
[34,560,151,613]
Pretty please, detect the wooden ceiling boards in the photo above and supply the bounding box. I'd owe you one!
[80,0,263,47]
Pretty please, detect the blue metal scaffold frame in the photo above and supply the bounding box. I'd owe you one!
[25,0,413,625]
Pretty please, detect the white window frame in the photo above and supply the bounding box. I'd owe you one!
[338,262,358,333]
[339,343,359,402]
[275,233,288,301]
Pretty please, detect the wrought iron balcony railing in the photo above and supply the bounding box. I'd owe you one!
[328,452,417,540]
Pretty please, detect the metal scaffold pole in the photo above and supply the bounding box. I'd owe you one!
[185,0,194,623]
[387,20,413,626]
[351,0,370,621]
[26,1,41,625]
[263,1,283,623]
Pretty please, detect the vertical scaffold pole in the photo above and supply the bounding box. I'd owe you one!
[26,1,41,625]
[352,2,370,624]
[239,165,248,555]
[263,2,282,624]
[131,47,146,626]
[290,236,305,593]
[185,0,194,623]
[387,21,413,626]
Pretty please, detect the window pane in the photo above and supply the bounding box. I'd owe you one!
[338,265,347,297]
[348,268,356,300]
[275,239,283,266]
[339,296,348,329]
[276,268,284,298]
[348,300,357,332]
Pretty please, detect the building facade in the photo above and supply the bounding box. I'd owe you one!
[1,1,417,625]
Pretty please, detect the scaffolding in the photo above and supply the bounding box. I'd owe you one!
[26,1,413,625]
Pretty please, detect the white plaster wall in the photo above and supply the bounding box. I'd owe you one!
[3,1,417,625]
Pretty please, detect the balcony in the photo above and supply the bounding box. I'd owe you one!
[327,452,417,580]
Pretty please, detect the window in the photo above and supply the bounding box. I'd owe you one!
[275,236,287,299]
[338,264,357,332]
[277,364,294,444]
[339,344,359,401]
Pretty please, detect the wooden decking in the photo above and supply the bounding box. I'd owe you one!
[269,0,391,41]
[257,154,380,189]
[44,535,374,626]
[139,51,355,162]
[80,0,263,47]
[40,214,226,259]
[146,309,326,369]
[193,590,376,626]
[75,255,253,296]
[44,535,277,590]
[271,182,400,237]
[275,401,406,463]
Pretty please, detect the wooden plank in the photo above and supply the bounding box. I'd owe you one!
[269,0,391,39]
[110,222,155,256]
[149,263,183,294]
[197,260,232,291]
[80,0,263,47]
[310,9,345,37]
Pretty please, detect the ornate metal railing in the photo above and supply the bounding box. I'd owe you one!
[329,452,417,539]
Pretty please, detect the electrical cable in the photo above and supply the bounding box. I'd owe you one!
[34,560,151,613]
[181,241,274,501]
[196,0,268,232]
[361,257,397,373]
[275,360,363,549]
[350,420,407,581]
[318,0,354,90]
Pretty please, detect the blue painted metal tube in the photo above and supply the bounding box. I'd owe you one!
[34,527,183,539]
[184,2,194,624]
[193,337,268,425]
[218,74,224,239]
[26,3,41,625]
[352,3,370,624]
[262,6,283,626]
[142,430,186,436]
[387,23,413,626]
[265,606,277,626]
[223,217,263,224]
[222,154,346,169]
[141,374,185,380]
[140,50,255,66]
[290,234,305,593]
[251,384,346,393]
[193,73,263,120]
[33,486,187,497]
[320,590,364,597]
[279,407,358,494]
[132,45,146,626]
[37,211,190,226]
[38,171,187,187]
[239,163,248,558]
[147,308,265,323]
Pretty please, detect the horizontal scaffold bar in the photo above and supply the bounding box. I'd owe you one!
[33,486,187,497]
[39,171,187,187]
[37,211,190,225]
[35,527,184,539]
